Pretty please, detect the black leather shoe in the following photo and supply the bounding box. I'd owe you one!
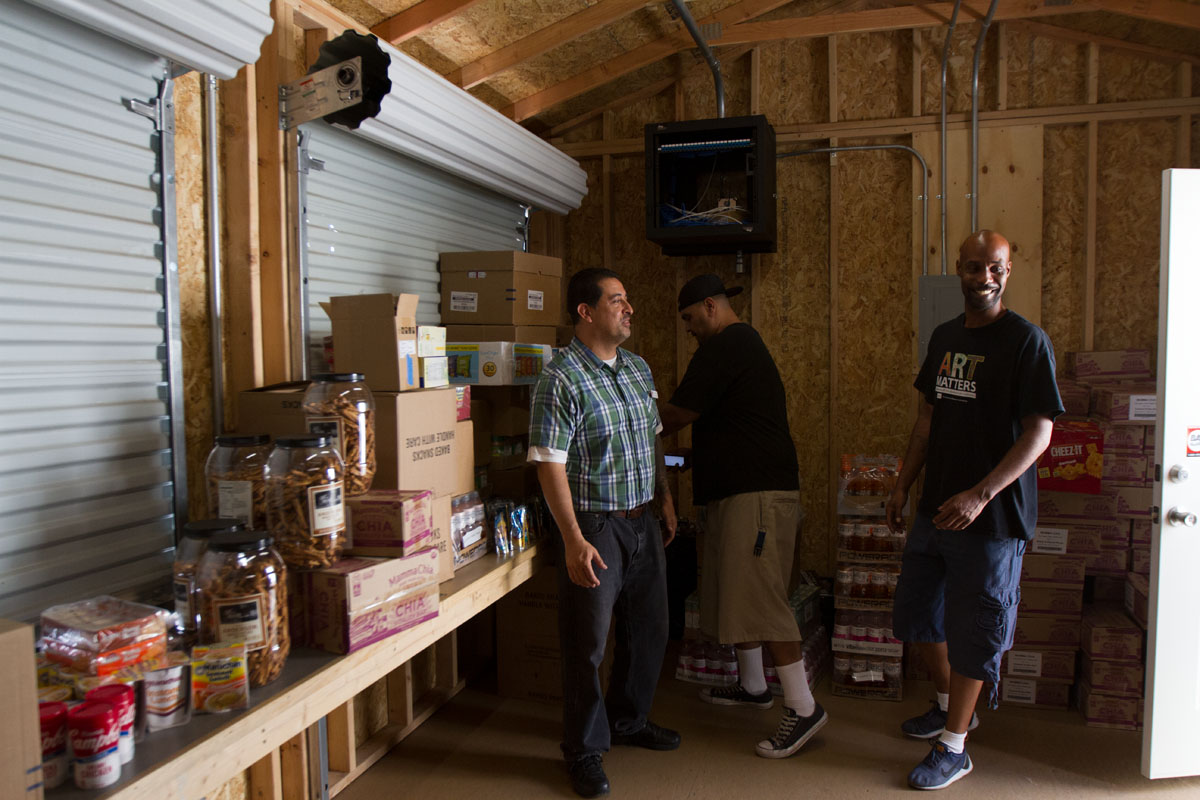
[567,754,610,798]
[611,721,681,751]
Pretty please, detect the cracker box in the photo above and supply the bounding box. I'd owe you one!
[1037,421,1103,494]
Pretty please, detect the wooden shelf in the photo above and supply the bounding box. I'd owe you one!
[52,547,543,800]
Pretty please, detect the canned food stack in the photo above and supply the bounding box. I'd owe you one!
[831,455,905,701]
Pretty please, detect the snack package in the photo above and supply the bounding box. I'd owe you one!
[41,596,169,676]
[192,644,250,713]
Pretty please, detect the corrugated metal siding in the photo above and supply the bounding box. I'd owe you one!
[0,0,176,622]
[301,122,527,373]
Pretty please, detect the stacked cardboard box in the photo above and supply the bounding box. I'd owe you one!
[1078,604,1145,730]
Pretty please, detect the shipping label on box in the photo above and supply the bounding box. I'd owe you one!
[1013,615,1081,648]
[1030,525,1102,555]
[419,356,449,388]
[1037,421,1103,493]
[440,251,563,327]
[1091,383,1158,424]
[1021,554,1086,584]
[1000,677,1071,708]
[346,490,433,556]
[324,293,421,392]
[1002,648,1076,681]
[1103,454,1149,487]
[1038,491,1117,522]
[446,342,553,386]
[1081,604,1143,661]
[1109,485,1152,519]
[1020,583,1084,617]
[374,388,459,497]
[416,326,446,357]
[1078,680,1142,731]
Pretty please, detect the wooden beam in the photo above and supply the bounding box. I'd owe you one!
[1084,119,1097,350]
[304,28,328,70]
[325,701,356,776]
[827,137,840,573]
[287,0,369,35]
[446,0,647,89]
[503,0,794,122]
[829,35,838,123]
[751,45,762,115]
[1005,19,1200,67]
[370,0,486,45]
[602,111,612,270]
[249,750,283,800]
[279,731,308,800]
[912,28,923,117]
[1095,0,1200,31]
[711,0,1101,47]
[675,79,685,120]
[997,23,1007,111]
[1087,41,1099,104]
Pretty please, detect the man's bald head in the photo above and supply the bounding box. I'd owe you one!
[956,229,1012,317]
[958,230,1011,263]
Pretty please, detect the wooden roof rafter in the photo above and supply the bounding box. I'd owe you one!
[1094,0,1200,31]
[371,0,488,45]
[1005,19,1200,67]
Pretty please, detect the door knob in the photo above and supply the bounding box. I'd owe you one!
[1167,507,1198,527]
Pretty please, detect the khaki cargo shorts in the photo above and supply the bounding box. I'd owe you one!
[700,490,803,645]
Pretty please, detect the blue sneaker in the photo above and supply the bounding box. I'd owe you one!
[908,741,973,790]
[901,701,979,739]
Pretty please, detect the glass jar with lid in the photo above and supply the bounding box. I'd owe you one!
[302,373,375,497]
[195,530,289,688]
[204,434,271,530]
[174,519,242,643]
[265,435,345,568]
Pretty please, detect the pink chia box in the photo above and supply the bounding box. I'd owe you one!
[1096,423,1145,454]
[1037,491,1117,522]
[1067,350,1152,381]
[311,582,439,655]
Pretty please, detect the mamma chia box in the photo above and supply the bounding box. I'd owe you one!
[1030,524,1103,556]
[1013,614,1080,649]
[1000,676,1071,709]
[1078,680,1142,731]
[1081,604,1143,662]
[1019,583,1084,617]
[1096,424,1147,454]
[1037,491,1117,522]
[1021,554,1086,584]
[346,490,433,557]
[307,552,440,654]
[1091,383,1157,425]
[1081,653,1144,698]
[1002,648,1076,681]
[1066,349,1152,382]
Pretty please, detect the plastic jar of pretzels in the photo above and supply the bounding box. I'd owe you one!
[195,529,289,688]
[266,435,346,568]
[302,373,375,497]
[174,519,241,643]
[205,434,271,529]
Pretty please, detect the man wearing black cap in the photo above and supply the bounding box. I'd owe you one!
[659,274,826,759]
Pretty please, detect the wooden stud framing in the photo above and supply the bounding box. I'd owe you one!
[827,136,840,569]
[1087,42,1100,105]
[326,701,356,776]
[279,732,308,800]
[997,23,1007,112]
[675,79,685,121]
[1084,119,1098,350]
[386,662,414,728]
[249,750,283,800]
[911,29,922,117]
[602,111,613,269]
[1005,19,1200,67]
[1094,0,1200,30]
[750,46,762,115]
[305,722,324,800]
[828,35,838,124]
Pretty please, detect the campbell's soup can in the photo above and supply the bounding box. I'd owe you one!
[68,701,121,790]
[87,684,136,764]
[39,701,69,789]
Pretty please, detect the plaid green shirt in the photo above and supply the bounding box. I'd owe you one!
[529,337,661,512]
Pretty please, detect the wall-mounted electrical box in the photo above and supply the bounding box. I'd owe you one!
[645,114,776,256]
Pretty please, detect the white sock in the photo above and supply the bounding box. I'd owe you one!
[938,729,967,754]
[736,646,767,694]
[937,692,950,712]
[776,659,816,717]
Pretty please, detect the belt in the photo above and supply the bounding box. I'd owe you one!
[578,503,650,519]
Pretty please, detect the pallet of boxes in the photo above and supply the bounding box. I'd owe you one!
[1016,349,1153,729]
[831,456,906,701]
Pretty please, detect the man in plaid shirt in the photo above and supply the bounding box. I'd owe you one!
[529,267,678,798]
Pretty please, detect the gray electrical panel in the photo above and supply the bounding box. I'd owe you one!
[918,275,963,361]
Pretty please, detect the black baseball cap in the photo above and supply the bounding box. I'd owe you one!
[677,274,744,312]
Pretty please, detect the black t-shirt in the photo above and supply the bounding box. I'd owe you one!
[669,323,800,505]
[915,311,1064,539]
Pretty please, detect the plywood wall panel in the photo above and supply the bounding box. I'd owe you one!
[761,38,828,124]
[1099,52,1178,104]
[681,48,752,121]
[175,72,215,517]
[565,159,606,273]
[837,31,910,122]
[614,88,673,140]
[1094,119,1175,363]
[1006,30,1086,110]
[353,678,389,747]
[920,24,997,116]
[1041,124,1088,370]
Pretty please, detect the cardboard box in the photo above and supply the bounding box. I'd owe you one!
[310,582,439,655]
[1124,571,1149,628]
[1066,349,1152,382]
[236,382,309,437]
[1020,583,1084,617]
[1001,647,1076,681]
[374,388,459,497]
[1021,554,1086,584]
[1109,485,1152,519]
[1000,676,1071,708]
[1056,379,1091,418]
[1091,383,1157,425]
[1078,680,1142,730]
[440,251,563,327]
[419,356,449,388]
[1037,491,1117,522]
[1030,524,1102,555]
[1013,614,1080,649]
[1129,545,1150,576]
[1142,425,1157,452]
[454,420,476,496]
[1096,521,1131,549]
[0,620,44,800]
[324,294,421,392]
[309,551,440,614]
[1037,420,1103,494]
[416,326,446,357]
[1090,574,1125,602]
[445,324,558,346]
[1085,549,1128,576]
[446,342,553,386]
[1130,519,1152,546]
[426,494,455,583]
[1081,604,1143,661]
[1097,423,1148,454]
[1103,454,1150,487]
[1081,652,1144,697]
[345,489,433,556]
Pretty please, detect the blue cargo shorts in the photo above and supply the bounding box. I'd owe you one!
[892,513,1026,707]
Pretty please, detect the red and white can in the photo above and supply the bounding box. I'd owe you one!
[87,684,136,764]
[39,701,69,789]
[68,701,121,790]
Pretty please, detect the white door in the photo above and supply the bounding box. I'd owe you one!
[1142,168,1200,778]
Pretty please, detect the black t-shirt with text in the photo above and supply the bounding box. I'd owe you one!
[669,323,800,505]
[915,311,1064,539]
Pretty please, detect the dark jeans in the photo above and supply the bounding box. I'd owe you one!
[556,509,668,762]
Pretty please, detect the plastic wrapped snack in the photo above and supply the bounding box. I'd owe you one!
[41,596,169,676]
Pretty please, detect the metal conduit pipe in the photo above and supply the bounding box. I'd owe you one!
[970,0,1000,232]
[778,145,929,276]
[668,0,724,118]
[938,0,963,275]
[204,74,225,435]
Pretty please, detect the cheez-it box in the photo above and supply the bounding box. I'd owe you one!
[1037,421,1103,494]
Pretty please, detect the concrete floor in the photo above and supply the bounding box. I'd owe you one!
[339,671,1200,799]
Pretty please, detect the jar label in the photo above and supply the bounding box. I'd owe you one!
[217,479,255,527]
[307,416,344,456]
[173,577,194,625]
[214,595,267,651]
[309,480,345,536]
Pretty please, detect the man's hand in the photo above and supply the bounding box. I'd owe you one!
[933,487,989,530]
[564,535,607,588]
[660,500,677,547]
[885,488,908,533]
